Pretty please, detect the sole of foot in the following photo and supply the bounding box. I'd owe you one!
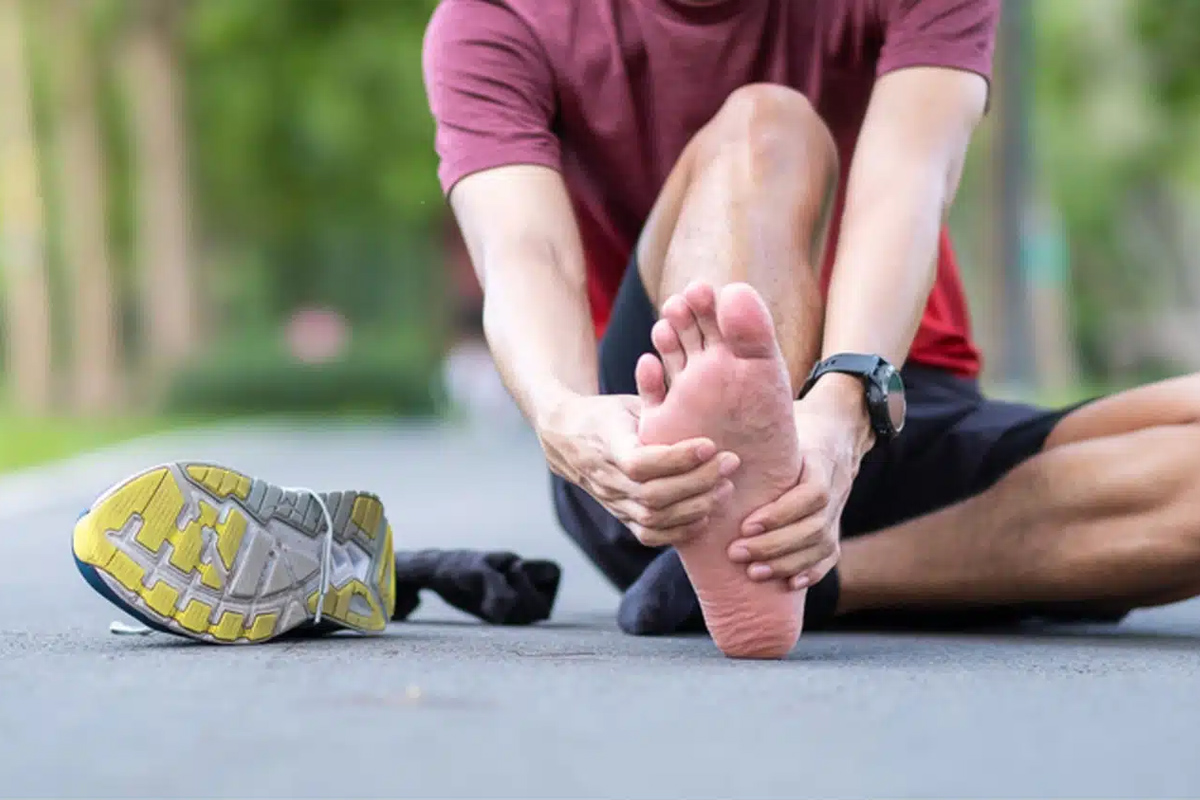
[72,462,396,644]
[637,281,804,659]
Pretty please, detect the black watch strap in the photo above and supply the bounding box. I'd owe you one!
[799,353,903,442]
[799,353,884,399]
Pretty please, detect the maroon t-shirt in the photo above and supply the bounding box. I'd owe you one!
[424,0,1000,377]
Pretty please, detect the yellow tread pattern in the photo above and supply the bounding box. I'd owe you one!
[211,611,246,642]
[107,551,146,593]
[144,580,180,617]
[306,577,387,632]
[76,466,394,643]
[175,599,213,633]
[379,525,396,619]
[245,613,279,642]
[185,465,251,501]
[214,508,246,570]
[351,496,382,540]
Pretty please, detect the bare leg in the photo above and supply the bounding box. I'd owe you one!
[638,283,803,657]
[637,84,837,390]
[837,375,1200,616]
[628,85,838,658]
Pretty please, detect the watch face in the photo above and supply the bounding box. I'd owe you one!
[883,366,906,434]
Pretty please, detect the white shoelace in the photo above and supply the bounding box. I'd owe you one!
[111,486,336,635]
[285,487,336,625]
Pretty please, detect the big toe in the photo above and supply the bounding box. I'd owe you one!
[716,283,778,360]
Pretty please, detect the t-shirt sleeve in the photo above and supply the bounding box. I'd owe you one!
[423,0,560,197]
[876,0,1000,84]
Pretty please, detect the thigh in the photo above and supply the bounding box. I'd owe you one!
[1046,373,1200,450]
[842,366,1075,538]
[833,368,1130,629]
[551,259,662,590]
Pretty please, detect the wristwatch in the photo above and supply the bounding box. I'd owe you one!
[798,353,906,441]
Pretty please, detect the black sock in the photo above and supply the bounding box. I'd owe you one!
[617,549,705,636]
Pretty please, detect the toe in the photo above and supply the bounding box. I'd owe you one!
[683,281,722,344]
[635,353,667,409]
[716,283,778,359]
[651,319,686,382]
[662,295,704,358]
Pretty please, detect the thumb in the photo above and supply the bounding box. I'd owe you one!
[604,398,645,466]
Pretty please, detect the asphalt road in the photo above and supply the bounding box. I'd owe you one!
[2,421,1199,798]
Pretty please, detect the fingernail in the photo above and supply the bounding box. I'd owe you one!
[728,545,750,562]
[715,480,735,502]
[748,564,772,580]
[718,453,740,477]
[742,522,764,536]
[792,576,811,590]
[695,442,717,461]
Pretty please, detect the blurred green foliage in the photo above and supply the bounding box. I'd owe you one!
[178,0,446,414]
[1032,0,1200,380]
[184,0,442,321]
[163,329,442,416]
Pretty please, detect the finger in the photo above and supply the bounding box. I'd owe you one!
[615,438,724,482]
[651,319,686,383]
[728,517,825,564]
[637,479,734,529]
[746,537,838,582]
[637,452,739,510]
[635,353,667,409]
[740,477,828,536]
[790,550,840,591]
[613,485,714,531]
[682,281,721,345]
[631,518,709,549]
[661,294,704,356]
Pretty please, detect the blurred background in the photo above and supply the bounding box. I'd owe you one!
[0,0,1197,472]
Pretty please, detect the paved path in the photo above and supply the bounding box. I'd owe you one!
[1,421,1198,798]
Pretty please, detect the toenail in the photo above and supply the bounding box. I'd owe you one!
[748,564,772,580]
[728,545,751,563]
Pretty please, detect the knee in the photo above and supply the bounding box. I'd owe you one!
[702,84,838,179]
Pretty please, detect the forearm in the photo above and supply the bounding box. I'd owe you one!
[480,246,598,428]
[822,158,954,365]
[803,68,984,452]
[801,156,961,457]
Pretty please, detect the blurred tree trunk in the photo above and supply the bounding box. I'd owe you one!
[122,0,197,378]
[0,0,53,414]
[49,0,122,414]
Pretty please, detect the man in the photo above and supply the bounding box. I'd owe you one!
[72,0,1200,654]
[421,0,1200,658]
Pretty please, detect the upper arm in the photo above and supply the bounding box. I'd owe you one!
[449,165,586,293]
[423,0,561,196]
[876,0,1001,99]
[862,67,987,170]
[856,0,998,192]
[424,1,583,287]
[845,0,997,203]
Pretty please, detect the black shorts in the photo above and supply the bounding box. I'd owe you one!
[551,259,1122,630]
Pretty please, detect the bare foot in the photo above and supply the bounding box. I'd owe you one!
[636,281,804,659]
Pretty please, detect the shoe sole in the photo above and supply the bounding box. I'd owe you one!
[73,462,396,644]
